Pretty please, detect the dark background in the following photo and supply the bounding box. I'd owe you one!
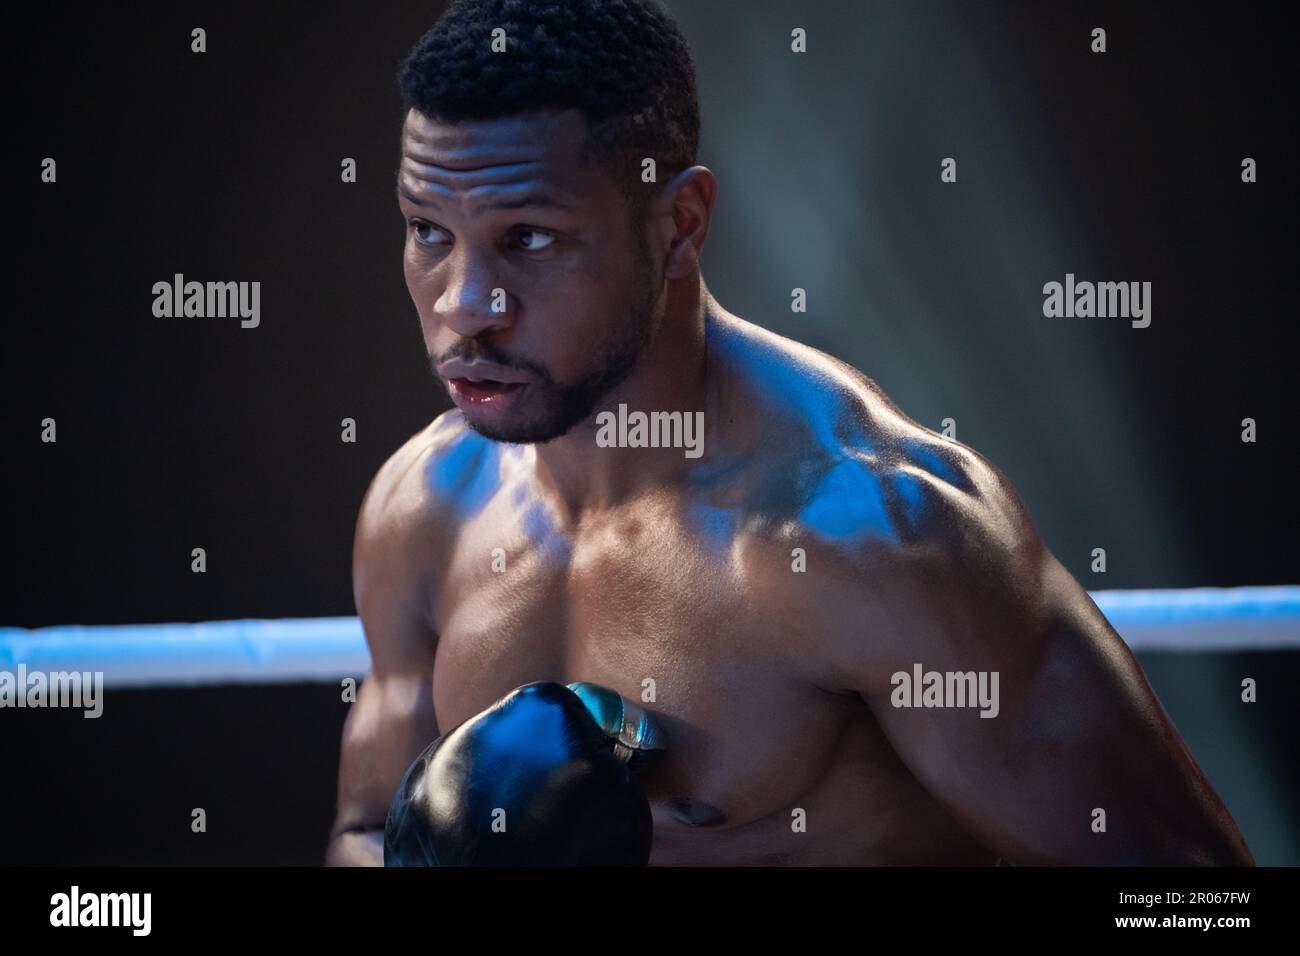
[3,1,1296,865]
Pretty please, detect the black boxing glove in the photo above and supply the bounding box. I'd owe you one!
[384,681,665,866]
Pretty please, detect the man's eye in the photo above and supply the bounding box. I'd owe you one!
[410,221,449,246]
[407,221,555,252]
[514,229,556,252]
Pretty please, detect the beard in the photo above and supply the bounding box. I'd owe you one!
[438,238,662,445]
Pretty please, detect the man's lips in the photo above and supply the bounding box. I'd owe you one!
[446,377,526,405]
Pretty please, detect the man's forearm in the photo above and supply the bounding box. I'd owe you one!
[325,828,384,866]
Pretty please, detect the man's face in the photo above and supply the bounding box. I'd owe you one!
[397,108,662,444]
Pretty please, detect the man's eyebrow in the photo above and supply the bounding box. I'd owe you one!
[395,184,577,211]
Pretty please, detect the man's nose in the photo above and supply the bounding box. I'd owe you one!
[432,250,514,339]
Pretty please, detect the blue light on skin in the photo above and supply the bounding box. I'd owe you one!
[688,502,737,554]
[798,456,900,546]
[519,497,573,564]
[708,323,907,547]
[896,436,969,491]
[418,317,965,559]
[426,433,573,562]
[703,321,971,550]
[889,466,931,532]
[424,427,503,518]
[711,321,881,460]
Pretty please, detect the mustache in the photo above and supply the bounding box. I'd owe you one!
[432,340,547,380]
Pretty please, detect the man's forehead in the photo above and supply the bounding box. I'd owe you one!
[401,108,588,171]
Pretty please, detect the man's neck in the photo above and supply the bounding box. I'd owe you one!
[530,277,722,523]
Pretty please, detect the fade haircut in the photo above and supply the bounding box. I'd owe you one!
[397,0,701,231]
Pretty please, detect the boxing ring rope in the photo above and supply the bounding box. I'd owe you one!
[1,586,1297,688]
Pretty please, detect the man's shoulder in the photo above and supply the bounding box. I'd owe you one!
[351,409,514,642]
[756,358,1053,684]
[354,409,501,567]
[721,322,1041,572]
[816,389,1052,653]
[794,425,1037,575]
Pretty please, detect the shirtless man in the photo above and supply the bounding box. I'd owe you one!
[326,0,1252,866]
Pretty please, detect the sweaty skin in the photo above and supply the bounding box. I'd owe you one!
[325,109,1253,866]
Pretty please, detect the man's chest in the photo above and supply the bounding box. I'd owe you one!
[427,517,861,833]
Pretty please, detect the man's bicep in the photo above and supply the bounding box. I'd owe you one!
[331,593,440,838]
[333,456,442,838]
[868,552,1248,864]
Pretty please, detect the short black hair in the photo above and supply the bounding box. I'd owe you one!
[397,0,701,229]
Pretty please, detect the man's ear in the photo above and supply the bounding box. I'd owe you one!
[658,166,716,280]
